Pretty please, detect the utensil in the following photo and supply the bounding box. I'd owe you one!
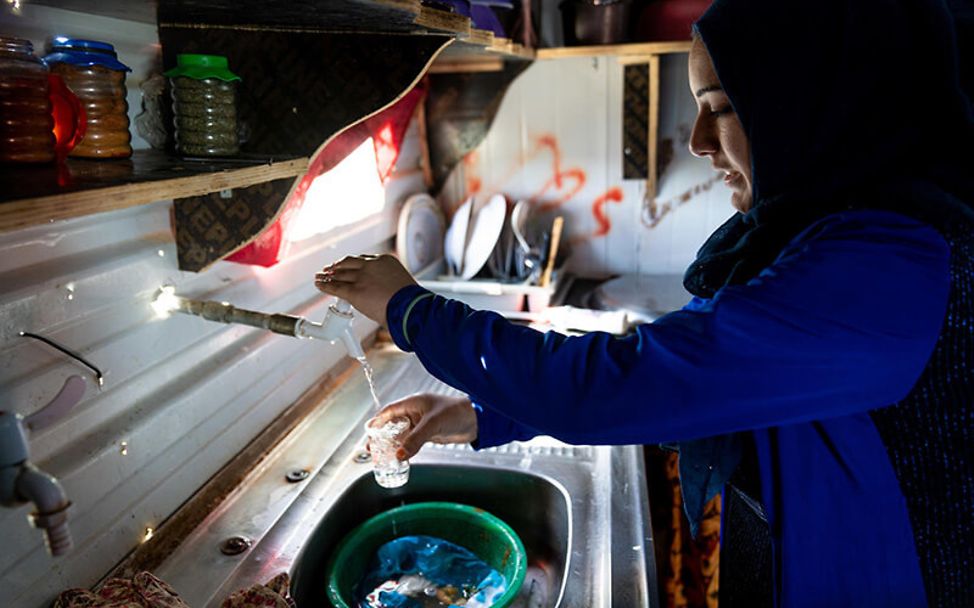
[444,196,474,276]
[461,193,507,280]
[511,200,542,282]
[396,193,445,274]
[540,216,564,287]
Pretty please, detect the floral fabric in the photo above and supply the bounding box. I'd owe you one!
[54,572,293,608]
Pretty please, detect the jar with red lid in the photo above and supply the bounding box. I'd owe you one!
[0,35,55,163]
[44,37,132,159]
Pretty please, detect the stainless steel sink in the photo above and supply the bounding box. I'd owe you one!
[290,464,572,606]
[153,348,657,607]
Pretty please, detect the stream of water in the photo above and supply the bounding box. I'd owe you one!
[357,355,382,412]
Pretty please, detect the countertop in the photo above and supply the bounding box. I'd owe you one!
[152,346,658,607]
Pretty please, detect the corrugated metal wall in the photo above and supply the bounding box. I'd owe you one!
[438,54,736,277]
[3,6,735,606]
[0,8,428,606]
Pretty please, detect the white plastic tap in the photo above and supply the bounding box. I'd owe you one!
[293,298,366,360]
[1,375,84,557]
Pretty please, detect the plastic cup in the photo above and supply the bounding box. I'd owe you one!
[365,416,410,488]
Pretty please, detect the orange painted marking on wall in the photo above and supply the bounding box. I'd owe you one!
[592,187,624,236]
[450,134,592,214]
[535,135,563,188]
[528,135,587,211]
[536,168,587,212]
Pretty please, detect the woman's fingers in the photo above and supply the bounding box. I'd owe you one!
[315,268,359,284]
[399,416,435,460]
[314,278,352,300]
[313,253,418,323]
[364,394,478,461]
[370,396,432,460]
[373,397,427,428]
[328,256,367,270]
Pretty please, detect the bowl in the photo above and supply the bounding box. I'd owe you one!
[326,501,527,607]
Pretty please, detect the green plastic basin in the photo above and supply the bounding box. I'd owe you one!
[326,501,527,607]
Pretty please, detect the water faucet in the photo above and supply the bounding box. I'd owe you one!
[153,289,367,360]
[0,375,85,557]
[293,299,366,360]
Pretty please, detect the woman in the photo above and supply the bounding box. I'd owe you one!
[316,0,973,605]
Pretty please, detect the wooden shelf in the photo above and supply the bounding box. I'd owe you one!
[32,1,534,61]
[0,151,308,234]
[154,0,494,42]
[31,1,476,36]
[432,34,535,72]
[487,38,535,60]
[536,41,692,60]
[432,39,693,72]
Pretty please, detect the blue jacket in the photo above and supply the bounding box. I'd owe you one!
[386,209,950,607]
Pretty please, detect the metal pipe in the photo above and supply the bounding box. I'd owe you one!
[154,289,364,359]
[172,296,300,336]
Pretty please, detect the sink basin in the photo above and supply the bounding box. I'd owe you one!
[290,464,571,607]
[151,350,656,607]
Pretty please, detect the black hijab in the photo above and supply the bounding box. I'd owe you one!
[677,0,974,537]
[684,0,974,298]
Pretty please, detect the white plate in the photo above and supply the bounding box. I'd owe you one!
[396,193,445,274]
[444,196,473,276]
[462,193,507,280]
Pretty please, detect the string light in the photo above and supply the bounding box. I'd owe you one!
[151,285,180,319]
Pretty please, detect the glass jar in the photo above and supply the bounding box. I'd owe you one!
[0,36,55,163]
[165,54,240,157]
[45,38,132,159]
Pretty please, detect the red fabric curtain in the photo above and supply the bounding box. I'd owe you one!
[227,81,428,267]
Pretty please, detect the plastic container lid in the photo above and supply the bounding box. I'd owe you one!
[164,54,241,82]
[44,37,131,72]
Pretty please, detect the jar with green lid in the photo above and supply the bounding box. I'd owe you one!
[44,37,133,159]
[164,54,240,157]
[0,35,55,163]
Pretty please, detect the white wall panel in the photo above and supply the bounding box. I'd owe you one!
[439,53,738,278]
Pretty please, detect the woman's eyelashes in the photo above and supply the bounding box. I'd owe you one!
[709,104,734,117]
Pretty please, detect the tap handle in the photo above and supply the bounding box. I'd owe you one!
[24,376,86,433]
[0,411,30,468]
[331,298,354,316]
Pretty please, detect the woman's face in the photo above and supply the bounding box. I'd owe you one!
[688,38,753,213]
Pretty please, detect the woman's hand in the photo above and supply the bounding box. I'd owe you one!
[369,393,479,460]
[314,254,417,324]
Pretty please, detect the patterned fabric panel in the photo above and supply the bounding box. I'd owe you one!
[623,63,649,180]
[870,211,974,606]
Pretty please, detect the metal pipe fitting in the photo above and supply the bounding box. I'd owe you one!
[293,300,365,359]
[176,298,300,336]
[340,328,366,361]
